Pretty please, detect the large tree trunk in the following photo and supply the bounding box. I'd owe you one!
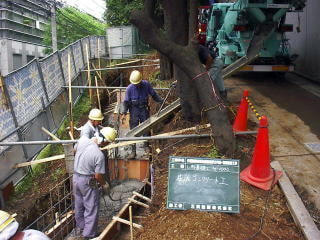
[163,0,201,122]
[159,53,173,80]
[130,0,235,155]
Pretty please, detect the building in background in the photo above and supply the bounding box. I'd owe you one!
[0,0,50,76]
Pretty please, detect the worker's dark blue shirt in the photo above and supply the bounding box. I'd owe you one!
[122,80,162,114]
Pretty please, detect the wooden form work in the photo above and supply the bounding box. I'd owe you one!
[97,183,151,240]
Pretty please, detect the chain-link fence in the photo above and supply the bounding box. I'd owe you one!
[0,36,107,195]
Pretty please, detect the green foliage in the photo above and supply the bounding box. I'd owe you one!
[206,146,221,158]
[43,7,106,53]
[105,0,143,26]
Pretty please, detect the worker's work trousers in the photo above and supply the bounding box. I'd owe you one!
[73,173,99,238]
[129,106,150,129]
[208,58,225,92]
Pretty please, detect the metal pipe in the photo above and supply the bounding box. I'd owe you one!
[81,64,159,72]
[62,86,169,90]
[0,131,257,146]
[235,131,257,135]
[0,134,210,145]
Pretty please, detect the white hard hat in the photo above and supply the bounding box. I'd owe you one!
[0,210,19,239]
[88,109,104,121]
[100,127,117,143]
[129,70,142,84]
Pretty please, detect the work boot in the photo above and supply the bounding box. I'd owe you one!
[127,144,136,159]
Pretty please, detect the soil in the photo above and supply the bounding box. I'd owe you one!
[128,106,304,240]
[3,54,306,240]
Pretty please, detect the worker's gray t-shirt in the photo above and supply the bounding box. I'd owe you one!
[74,137,105,175]
[80,121,99,139]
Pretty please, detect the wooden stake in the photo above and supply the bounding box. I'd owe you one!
[129,206,134,240]
[68,53,74,138]
[112,216,143,229]
[0,75,9,109]
[85,44,92,101]
[68,131,74,140]
[133,191,152,203]
[95,76,101,110]
[41,127,60,141]
[128,198,149,208]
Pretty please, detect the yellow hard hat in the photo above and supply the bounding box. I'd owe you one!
[100,127,117,143]
[0,210,15,233]
[88,109,104,121]
[129,70,142,84]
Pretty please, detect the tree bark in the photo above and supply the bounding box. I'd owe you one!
[159,53,173,80]
[130,0,235,155]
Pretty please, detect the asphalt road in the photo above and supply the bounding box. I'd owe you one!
[226,72,320,221]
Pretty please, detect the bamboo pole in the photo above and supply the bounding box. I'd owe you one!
[129,206,134,240]
[68,53,74,138]
[95,76,101,110]
[41,127,60,141]
[85,44,92,101]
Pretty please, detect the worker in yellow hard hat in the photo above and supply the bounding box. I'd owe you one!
[72,127,117,240]
[121,70,163,159]
[79,108,104,139]
[0,210,50,240]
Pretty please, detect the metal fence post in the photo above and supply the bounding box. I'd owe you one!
[36,60,49,103]
[57,51,67,86]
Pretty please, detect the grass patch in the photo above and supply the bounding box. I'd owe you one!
[205,146,221,158]
[149,70,171,88]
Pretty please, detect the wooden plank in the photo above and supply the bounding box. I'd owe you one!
[133,191,152,203]
[128,198,149,208]
[112,216,143,229]
[98,184,150,240]
[271,161,320,240]
[14,154,65,168]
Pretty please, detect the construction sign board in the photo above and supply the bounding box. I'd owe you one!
[166,156,240,213]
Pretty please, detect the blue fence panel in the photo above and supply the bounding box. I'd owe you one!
[73,40,84,73]
[4,61,48,126]
[40,53,65,102]
[60,46,76,83]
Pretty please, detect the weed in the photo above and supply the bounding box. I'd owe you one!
[206,146,221,158]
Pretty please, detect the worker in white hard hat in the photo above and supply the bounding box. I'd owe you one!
[72,127,117,240]
[120,70,163,159]
[80,108,104,139]
[0,210,50,240]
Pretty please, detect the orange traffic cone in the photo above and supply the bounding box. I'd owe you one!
[233,90,249,133]
[240,116,282,190]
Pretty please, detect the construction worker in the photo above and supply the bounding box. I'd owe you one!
[80,108,104,139]
[72,127,117,240]
[198,44,227,100]
[0,210,50,240]
[121,70,163,159]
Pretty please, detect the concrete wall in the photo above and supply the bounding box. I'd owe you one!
[286,0,320,83]
[0,39,46,75]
